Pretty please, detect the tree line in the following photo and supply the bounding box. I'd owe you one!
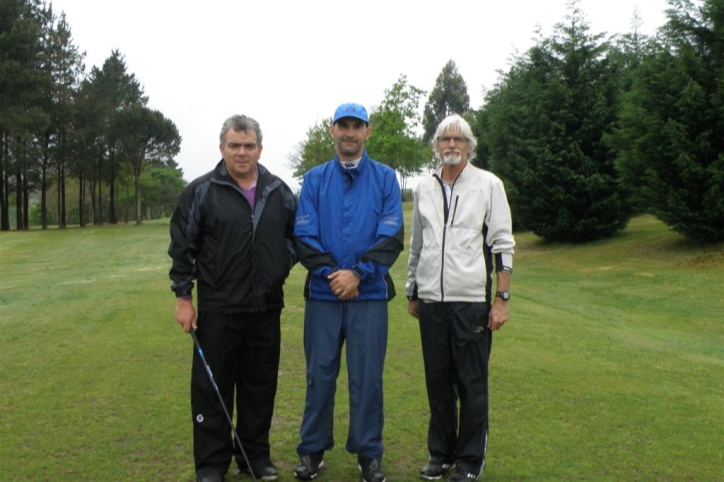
[1,0,184,230]
[289,0,723,244]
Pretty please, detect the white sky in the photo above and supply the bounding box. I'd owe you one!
[49,0,670,191]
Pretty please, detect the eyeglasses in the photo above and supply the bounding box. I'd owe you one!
[439,136,467,145]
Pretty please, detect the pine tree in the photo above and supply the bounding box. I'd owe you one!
[422,60,470,144]
[616,0,724,243]
[481,5,630,242]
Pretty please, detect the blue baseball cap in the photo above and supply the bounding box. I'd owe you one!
[333,103,369,124]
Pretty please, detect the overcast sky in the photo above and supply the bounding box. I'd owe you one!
[49,0,670,191]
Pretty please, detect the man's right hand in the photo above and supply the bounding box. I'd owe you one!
[175,298,197,333]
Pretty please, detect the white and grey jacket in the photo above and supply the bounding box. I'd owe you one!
[406,163,515,303]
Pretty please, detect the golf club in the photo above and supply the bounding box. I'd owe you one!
[190,329,257,482]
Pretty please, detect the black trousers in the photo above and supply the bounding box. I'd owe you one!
[418,301,492,470]
[191,309,281,477]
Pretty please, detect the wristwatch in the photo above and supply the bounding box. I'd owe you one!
[496,291,511,301]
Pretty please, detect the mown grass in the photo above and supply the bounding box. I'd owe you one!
[1,210,722,481]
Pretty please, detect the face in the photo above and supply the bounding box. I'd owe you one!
[330,117,370,161]
[220,128,262,181]
[436,126,469,166]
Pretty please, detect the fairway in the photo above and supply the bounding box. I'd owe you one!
[1,210,722,482]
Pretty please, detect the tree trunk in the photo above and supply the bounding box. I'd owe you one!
[41,131,49,229]
[57,161,61,226]
[15,164,23,230]
[135,167,142,225]
[109,147,116,224]
[0,131,8,231]
[22,171,29,230]
[96,147,103,225]
[125,180,130,223]
[78,172,85,227]
[58,128,67,229]
[60,162,66,228]
[89,177,96,225]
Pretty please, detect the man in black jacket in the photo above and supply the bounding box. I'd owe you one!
[169,114,297,482]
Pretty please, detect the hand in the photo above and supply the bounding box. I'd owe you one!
[488,299,509,330]
[175,298,197,333]
[407,299,419,319]
[328,269,361,300]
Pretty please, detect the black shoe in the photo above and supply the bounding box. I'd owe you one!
[294,452,325,480]
[197,472,224,482]
[246,458,279,481]
[420,456,453,480]
[446,463,482,482]
[358,456,386,482]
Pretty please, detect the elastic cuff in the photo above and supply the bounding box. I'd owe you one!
[177,295,192,301]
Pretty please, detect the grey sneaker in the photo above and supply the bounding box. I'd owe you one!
[420,457,454,480]
[294,452,325,480]
[358,456,386,482]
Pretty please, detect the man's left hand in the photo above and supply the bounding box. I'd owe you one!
[488,300,509,330]
[328,269,360,300]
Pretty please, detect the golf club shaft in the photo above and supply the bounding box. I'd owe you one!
[190,329,257,482]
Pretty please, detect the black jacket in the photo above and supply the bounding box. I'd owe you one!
[168,161,297,314]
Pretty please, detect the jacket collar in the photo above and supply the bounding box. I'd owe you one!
[434,160,470,185]
[334,150,370,174]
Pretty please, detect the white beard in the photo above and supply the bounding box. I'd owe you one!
[442,149,462,165]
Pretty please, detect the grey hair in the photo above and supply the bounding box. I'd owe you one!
[219,115,263,146]
[432,114,477,162]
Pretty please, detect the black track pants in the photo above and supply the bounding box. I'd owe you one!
[191,310,281,477]
[418,301,491,468]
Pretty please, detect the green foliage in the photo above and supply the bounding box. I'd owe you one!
[471,107,492,171]
[0,2,180,230]
[140,166,187,219]
[615,0,724,243]
[366,74,428,190]
[287,117,335,182]
[1,213,723,481]
[0,0,50,230]
[40,7,86,229]
[114,105,182,224]
[422,59,471,144]
[479,5,630,243]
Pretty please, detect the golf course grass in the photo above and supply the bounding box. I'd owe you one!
[1,207,722,481]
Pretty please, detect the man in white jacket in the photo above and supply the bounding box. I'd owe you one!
[406,114,515,482]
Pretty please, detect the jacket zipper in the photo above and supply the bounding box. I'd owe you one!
[435,174,461,302]
[436,176,449,302]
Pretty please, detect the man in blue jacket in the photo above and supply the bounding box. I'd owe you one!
[293,103,404,482]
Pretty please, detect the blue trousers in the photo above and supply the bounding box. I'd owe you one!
[297,299,388,459]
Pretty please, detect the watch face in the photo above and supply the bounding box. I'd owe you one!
[497,291,510,301]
